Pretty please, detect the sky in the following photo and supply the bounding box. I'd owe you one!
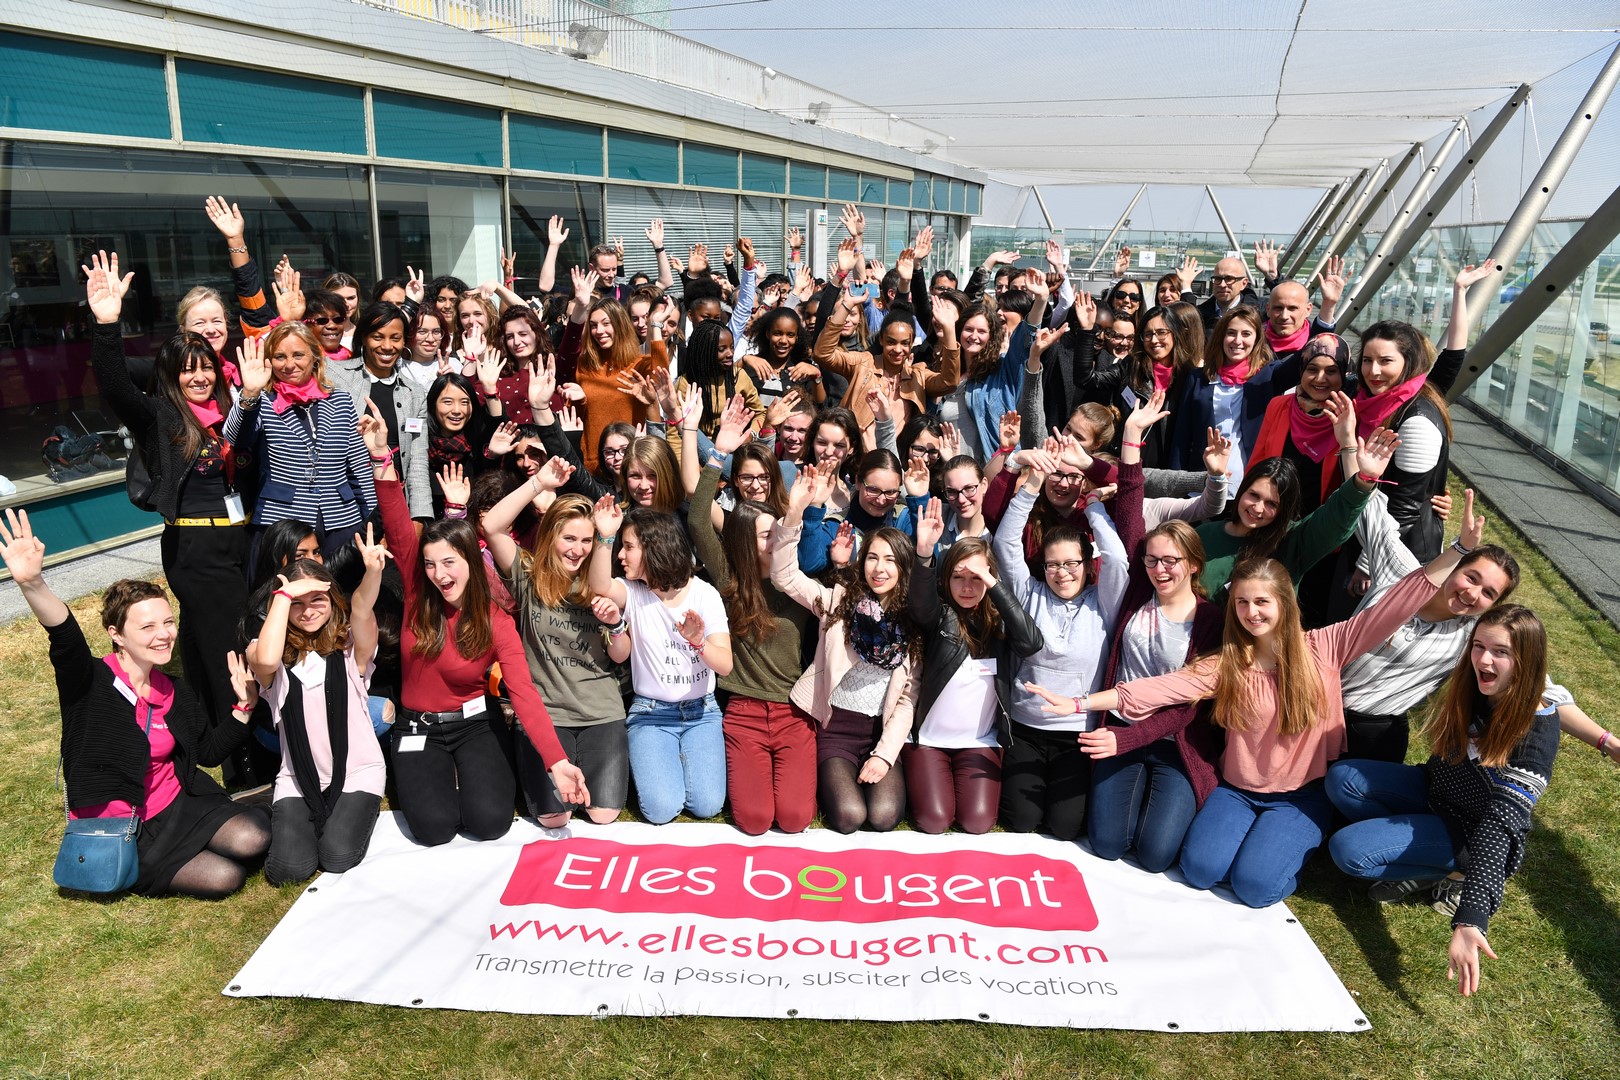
[661,0,1620,234]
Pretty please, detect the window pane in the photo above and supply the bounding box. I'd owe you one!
[177,60,365,155]
[741,195,785,276]
[967,184,982,215]
[0,32,168,139]
[828,168,859,202]
[509,178,602,295]
[605,187,737,286]
[683,143,738,189]
[608,131,678,184]
[0,142,370,501]
[859,174,887,205]
[885,211,908,263]
[790,163,827,200]
[933,178,949,212]
[741,153,787,194]
[375,168,504,287]
[890,179,910,208]
[373,91,501,167]
[950,179,965,214]
[510,116,602,176]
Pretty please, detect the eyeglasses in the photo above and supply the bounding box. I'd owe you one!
[1211,275,1247,286]
[1043,559,1085,574]
[305,316,342,326]
[943,482,980,501]
[416,328,444,339]
[1143,555,1185,569]
[1046,471,1085,486]
[1104,331,1134,343]
[861,485,901,502]
[909,445,941,459]
[1115,292,1141,304]
[602,446,628,461]
[735,473,771,489]
[1143,328,1174,340]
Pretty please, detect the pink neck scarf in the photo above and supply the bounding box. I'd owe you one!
[1265,321,1311,357]
[1217,358,1253,387]
[187,398,226,430]
[1152,361,1174,393]
[1287,395,1339,462]
[1356,373,1427,437]
[272,379,330,415]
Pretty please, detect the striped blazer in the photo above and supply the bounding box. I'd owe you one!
[223,388,376,532]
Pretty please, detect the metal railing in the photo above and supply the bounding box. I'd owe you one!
[356,0,950,156]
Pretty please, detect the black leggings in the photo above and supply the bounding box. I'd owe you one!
[1000,721,1091,841]
[818,758,906,834]
[1345,708,1412,763]
[161,523,248,722]
[390,712,516,846]
[265,791,383,885]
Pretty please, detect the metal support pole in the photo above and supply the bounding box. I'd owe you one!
[1031,184,1056,232]
[1326,143,1423,266]
[1276,184,1339,274]
[1204,185,1249,278]
[1465,43,1620,333]
[1307,158,1388,283]
[1338,85,1529,328]
[1446,181,1620,400]
[1085,183,1147,271]
[1339,122,1464,316]
[1284,169,1365,279]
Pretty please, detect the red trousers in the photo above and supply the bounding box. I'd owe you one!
[901,743,1004,834]
[723,696,818,835]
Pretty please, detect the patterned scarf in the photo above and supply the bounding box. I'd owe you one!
[429,431,473,473]
[849,595,907,670]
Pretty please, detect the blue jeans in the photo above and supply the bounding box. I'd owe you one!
[1088,740,1197,873]
[1179,780,1334,908]
[626,694,726,824]
[1325,759,1459,882]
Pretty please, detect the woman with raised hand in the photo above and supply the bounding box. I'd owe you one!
[676,319,765,438]
[770,466,921,833]
[1057,507,1485,909]
[85,251,251,730]
[400,306,449,393]
[941,292,1019,461]
[483,305,548,426]
[3,508,269,898]
[247,526,388,885]
[907,499,1043,834]
[424,358,506,518]
[1327,602,1554,998]
[562,266,667,472]
[795,406,864,517]
[225,319,374,560]
[796,447,913,576]
[1165,306,1301,480]
[588,494,733,825]
[326,301,434,520]
[1249,334,1362,515]
[686,408,820,834]
[741,306,825,411]
[482,479,630,828]
[1070,301,1204,465]
[365,406,588,845]
[993,446,1128,841]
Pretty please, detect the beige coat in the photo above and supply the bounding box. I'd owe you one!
[768,520,918,765]
[814,308,960,436]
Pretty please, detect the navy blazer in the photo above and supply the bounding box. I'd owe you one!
[223,387,376,532]
[1165,350,1305,471]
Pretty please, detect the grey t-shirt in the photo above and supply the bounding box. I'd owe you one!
[505,558,629,728]
[1114,601,1193,732]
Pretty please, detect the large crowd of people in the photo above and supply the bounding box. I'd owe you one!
[13,199,1619,1000]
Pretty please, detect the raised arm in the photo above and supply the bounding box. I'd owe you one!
[646,219,673,290]
[247,574,331,686]
[769,466,839,613]
[0,508,70,630]
[586,494,628,610]
[537,216,568,295]
[1449,262,1494,353]
[82,252,157,435]
[911,498,946,627]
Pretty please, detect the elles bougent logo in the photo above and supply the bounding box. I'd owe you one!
[500,837,1098,932]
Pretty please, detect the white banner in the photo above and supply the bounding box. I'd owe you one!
[225,815,1368,1032]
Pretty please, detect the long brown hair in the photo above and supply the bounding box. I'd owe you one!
[151,331,231,462]
[1201,307,1272,383]
[822,527,921,663]
[579,298,642,374]
[1359,320,1453,438]
[957,301,1006,382]
[1207,559,1323,737]
[719,499,777,644]
[1421,605,1547,768]
[522,494,595,609]
[1130,303,1202,392]
[408,519,495,660]
[731,442,788,517]
[940,537,1003,657]
[279,559,352,664]
[622,435,681,514]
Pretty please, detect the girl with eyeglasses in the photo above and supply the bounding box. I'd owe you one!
[771,467,923,834]
[993,442,1128,841]
[401,308,448,393]
[1069,303,1203,467]
[796,448,914,576]
[562,268,668,473]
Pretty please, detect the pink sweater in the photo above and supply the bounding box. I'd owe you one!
[1116,568,1438,792]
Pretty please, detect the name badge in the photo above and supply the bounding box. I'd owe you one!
[462,695,489,718]
[403,417,425,435]
[977,658,998,677]
[397,734,427,753]
[224,492,246,524]
[291,651,326,686]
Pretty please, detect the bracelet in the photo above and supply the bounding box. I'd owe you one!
[1355,472,1380,487]
[1122,440,1146,449]
[758,426,776,438]
[443,501,467,511]
[1073,695,1087,714]
[1451,537,1475,556]
[227,245,248,254]
[1339,445,1358,454]
[272,589,295,602]
[595,535,616,545]
[370,452,392,463]
[231,702,254,714]
[653,247,665,254]
[1598,731,1613,754]
[608,620,629,638]
[504,276,516,285]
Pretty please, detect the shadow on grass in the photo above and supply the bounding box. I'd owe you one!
[1295,859,1421,1013]
[1518,827,1620,1029]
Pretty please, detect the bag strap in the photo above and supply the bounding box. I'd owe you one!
[58,697,155,840]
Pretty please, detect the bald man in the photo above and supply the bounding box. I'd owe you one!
[1196,256,1260,330]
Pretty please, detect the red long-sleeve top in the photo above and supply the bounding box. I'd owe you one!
[378,476,565,768]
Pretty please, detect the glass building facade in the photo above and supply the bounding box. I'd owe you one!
[0,28,982,558]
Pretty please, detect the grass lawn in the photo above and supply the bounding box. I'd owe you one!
[2,474,1618,1079]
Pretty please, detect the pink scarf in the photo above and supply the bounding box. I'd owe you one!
[272,379,330,415]
[216,355,241,388]
[327,346,351,363]
[1264,321,1311,357]
[1217,359,1253,387]
[1356,373,1427,437]
[188,399,226,430]
[1287,395,1339,463]
[1152,362,1174,393]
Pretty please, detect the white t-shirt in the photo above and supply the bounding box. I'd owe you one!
[624,577,730,702]
[918,656,999,749]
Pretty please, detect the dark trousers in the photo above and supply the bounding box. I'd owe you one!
[161,522,249,721]
[390,711,516,846]
[1345,707,1412,763]
[265,791,382,885]
[902,744,1003,834]
[1000,721,1091,841]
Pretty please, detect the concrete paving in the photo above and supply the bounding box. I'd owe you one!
[1449,401,1620,631]
[0,537,163,624]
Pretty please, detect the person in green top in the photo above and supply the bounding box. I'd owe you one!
[1198,411,1400,600]
[686,395,820,835]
